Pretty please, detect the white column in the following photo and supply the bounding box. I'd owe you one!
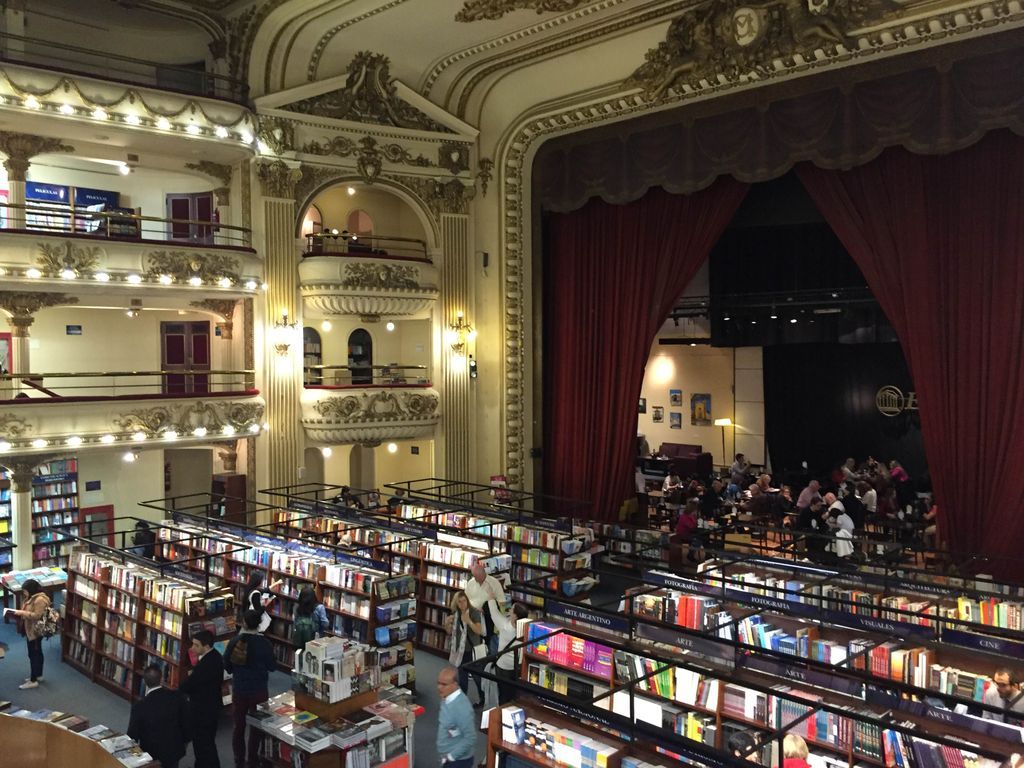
[439,213,473,481]
[6,318,30,398]
[10,462,34,570]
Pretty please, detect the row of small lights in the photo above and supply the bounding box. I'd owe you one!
[0,422,268,455]
[0,265,265,290]
[16,95,252,143]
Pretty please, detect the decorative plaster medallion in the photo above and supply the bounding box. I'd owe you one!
[144,251,240,284]
[36,241,102,277]
[113,400,265,437]
[341,263,419,290]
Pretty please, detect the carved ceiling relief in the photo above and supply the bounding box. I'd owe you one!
[257,115,296,156]
[0,132,73,181]
[144,251,240,284]
[455,0,591,21]
[256,160,302,199]
[280,51,452,133]
[36,241,102,277]
[0,291,79,332]
[628,0,896,99]
[341,264,420,291]
[300,136,434,183]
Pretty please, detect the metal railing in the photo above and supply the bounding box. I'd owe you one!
[1,369,256,400]
[303,232,429,261]
[0,33,249,104]
[303,364,430,387]
[0,201,252,248]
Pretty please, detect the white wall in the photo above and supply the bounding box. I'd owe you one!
[637,344,735,467]
[375,439,434,487]
[734,347,766,466]
[77,449,165,525]
[165,448,213,501]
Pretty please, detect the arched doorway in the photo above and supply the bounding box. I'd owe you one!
[348,328,373,385]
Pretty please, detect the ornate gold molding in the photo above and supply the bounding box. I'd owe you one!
[256,159,302,199]
[312,390,439,423]
[256,115,295,155]
[455,0,590,21]
[185,161,233,206]
[0,291,79,333]
[36,241,102,278]
[144,251,240,284]
[282,51,451,133]
[438,142,470,175]
[190,298,237,339]
[0,132,73,181]
[113,400,265,437]
[300,136,433,182]
[341,264,420,291]
[397,176,474,218]
[627,0,894,99]
[0,413,32,438]
[477,158,494,197]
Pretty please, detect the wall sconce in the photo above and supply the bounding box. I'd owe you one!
[446,311,476,358]
[272,310,298,356]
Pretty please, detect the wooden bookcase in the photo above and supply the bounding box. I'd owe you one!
[31,458,78,567]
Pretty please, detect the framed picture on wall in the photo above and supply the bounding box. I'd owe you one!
[670,412,682,429]
[691,393,712,426]
[669,389,682,407]
[638,397,647,414]
[652,406,664,423]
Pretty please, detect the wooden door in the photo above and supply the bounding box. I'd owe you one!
[166,192,214,244]
[161,321,211,394]
[80,505,114,548]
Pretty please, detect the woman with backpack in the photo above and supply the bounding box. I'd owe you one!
[8,579,52,689]
[292,586,329,650]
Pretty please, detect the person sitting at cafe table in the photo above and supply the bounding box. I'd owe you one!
[673,500,705,563]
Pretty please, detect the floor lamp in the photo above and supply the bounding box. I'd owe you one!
[714,418,732,469]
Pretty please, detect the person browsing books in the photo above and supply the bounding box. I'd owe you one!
[244,572,284,634]
[179,629,224,768]
[6,578,51,689]
[983,668,1024,724]
[292,586,329,651]
[463,561,506,654]
[224,610,277,768]
[445,590,485,704]
[436,665,477,768]
[492,602,530,704]
[127,664,190,768]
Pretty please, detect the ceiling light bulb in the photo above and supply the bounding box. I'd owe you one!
[770,313,778,319]
[218,277,232,288]
[0,440,10,453]
[189,276,202,286]
[320,320,332,332]
[386,442,398,454]
[751,320,757,325]
[790,318,798,324]
[126,273,142,284]
[159,274,173,285]
[66,436,83,447]
[690,343,696,347]
[214,126,228,138]
[59,103,74,115]
[723,315,731,321]
[185,122,200,135]
[221,425,236,436]
[0,267,5,276]
[193,427,207,437]
[240,131,253,144]
[92,108,108,120]
[385,321,395,332]
[24,96,40,109]
[346,187,356,196]
[60,268,76,280]
[95,272,110,282]
[156,117,171,130]
[248,423,261,434]
[123,451,137,463]
[125,113,141,125]
[321,447,332,458]
[245,280,258,290]
[163,430,178,441]
[26,267,42,278]
[118,163,131,176]
[100,434,115,444]
[260,282,268,291]
[31,438,48,448]
[132,431,146,442]
[262,423,270,432]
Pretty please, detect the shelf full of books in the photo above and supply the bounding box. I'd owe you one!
[0,469,11,572]
[31,458,79,568]
[502,615,1015,768]
[62,549,234,702]
[154,517,418,689]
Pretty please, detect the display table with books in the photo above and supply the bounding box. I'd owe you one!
[1,565,66,620]
[247,635,416,768]
[0,702,155,768]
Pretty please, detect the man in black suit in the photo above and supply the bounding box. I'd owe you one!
[127,664,190,768]
[180,629,224,768]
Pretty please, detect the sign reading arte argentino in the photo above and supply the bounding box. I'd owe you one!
[875,386,919,417]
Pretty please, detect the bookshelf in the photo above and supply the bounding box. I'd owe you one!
[31,458,79,568]
[62,549,232,702]
[303,327,322,386]
[0,469,11,570]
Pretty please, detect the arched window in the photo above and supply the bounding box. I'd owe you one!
[346,209,374,237]
[303,327,323,385]
[301,204,323,236]
[348,328,373,385]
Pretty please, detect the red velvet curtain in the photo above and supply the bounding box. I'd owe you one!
[543,182,748,520]
[797,131,1024,576]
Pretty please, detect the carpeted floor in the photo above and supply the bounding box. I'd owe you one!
[0,616,473,767]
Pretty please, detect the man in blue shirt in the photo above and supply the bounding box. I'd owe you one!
[436,665,477,768]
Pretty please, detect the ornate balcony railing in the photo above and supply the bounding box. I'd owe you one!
[1,370,256,401]
[303,233,428,260]
[301,385,440,444]
[0,33,249,104]
[303,364,430,388]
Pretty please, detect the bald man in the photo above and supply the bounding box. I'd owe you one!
[436,665,476,767]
